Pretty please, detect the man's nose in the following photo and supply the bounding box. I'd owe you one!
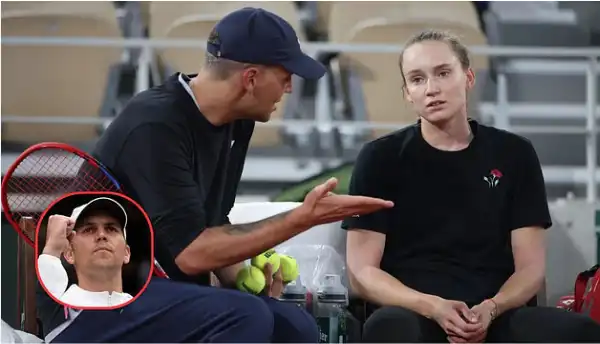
[95,227,108,241]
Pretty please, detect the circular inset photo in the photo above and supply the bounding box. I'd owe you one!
[35,191,154,310]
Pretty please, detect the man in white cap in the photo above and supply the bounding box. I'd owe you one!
[37,197,133,309]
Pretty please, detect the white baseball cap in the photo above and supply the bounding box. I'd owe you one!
[70,197,128,240]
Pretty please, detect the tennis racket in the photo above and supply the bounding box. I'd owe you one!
[1,142,169,278]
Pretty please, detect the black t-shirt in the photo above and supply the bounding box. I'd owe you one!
[37,73,255,337]
[93,73,254,284]
[342,119,552,307]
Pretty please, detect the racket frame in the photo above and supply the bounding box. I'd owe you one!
[1,142,168,278]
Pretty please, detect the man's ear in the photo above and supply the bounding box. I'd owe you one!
[241,67,260,92]
[123,245,131,265]
[63,245,75,265]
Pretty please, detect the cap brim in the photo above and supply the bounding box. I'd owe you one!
[282,53,327,80]
[73,198,128,231]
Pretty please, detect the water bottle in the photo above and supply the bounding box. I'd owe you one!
[314,274,349,343]
[279,275,309,311]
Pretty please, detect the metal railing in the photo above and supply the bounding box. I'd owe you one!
[1,37,599,202]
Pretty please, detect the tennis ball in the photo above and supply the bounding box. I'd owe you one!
[279,254,299,283]
[251,249,281,273]
[236,266,266,294]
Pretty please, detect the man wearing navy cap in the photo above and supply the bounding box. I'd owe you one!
[39,7,394,343]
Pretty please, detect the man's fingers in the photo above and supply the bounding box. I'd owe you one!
[341,195,394,209]
[326,196,394,219]
[263,263,273,293]
[314,178,338,201]
[272,267,283,283]
[268,267,285,298]
[304,180,331,206]
[322,177,338,192]
[264,263,273,279]
[304,178,339,209]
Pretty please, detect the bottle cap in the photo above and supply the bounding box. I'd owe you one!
[317,274,348,303]
[281,275,308,302]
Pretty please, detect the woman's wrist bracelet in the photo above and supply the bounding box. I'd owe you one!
[486,298,498,320]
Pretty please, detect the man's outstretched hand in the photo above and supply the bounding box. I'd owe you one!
[290,177,394,228]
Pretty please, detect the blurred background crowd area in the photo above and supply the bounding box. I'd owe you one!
[1,0,599,328]
[1,1,598,201]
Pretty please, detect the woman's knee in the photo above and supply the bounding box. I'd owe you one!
[505,307,600,342]
[363,306,423,342]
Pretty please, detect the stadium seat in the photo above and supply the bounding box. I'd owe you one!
[304,1,332,40]
[559,1,600,44]
[329,1,489,139]
[148,1,306,148]
[1,1,123,144]
[481,2,600,176]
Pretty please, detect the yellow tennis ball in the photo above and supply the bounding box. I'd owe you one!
[279,254,299,283]
[251,249,281,273]
[236,266,266,294]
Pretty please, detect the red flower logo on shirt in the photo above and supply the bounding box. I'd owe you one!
[484,169,503,188]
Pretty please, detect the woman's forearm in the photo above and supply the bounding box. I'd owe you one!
[353,266,442,318]
[491,264,545,315]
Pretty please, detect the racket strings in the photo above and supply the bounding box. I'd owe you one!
[5,149,120,242]
[5,146,169,278]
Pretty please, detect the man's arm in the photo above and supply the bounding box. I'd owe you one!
[37,254,69,300]
[114,124,310,275]
[115,124,390,276]
[211,219,248,288]
[213,262,245,288]
[176,210,307,275]
[37,215,75,299]
[347,229,441,318]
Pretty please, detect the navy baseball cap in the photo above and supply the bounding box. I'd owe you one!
[207,7,327,80]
